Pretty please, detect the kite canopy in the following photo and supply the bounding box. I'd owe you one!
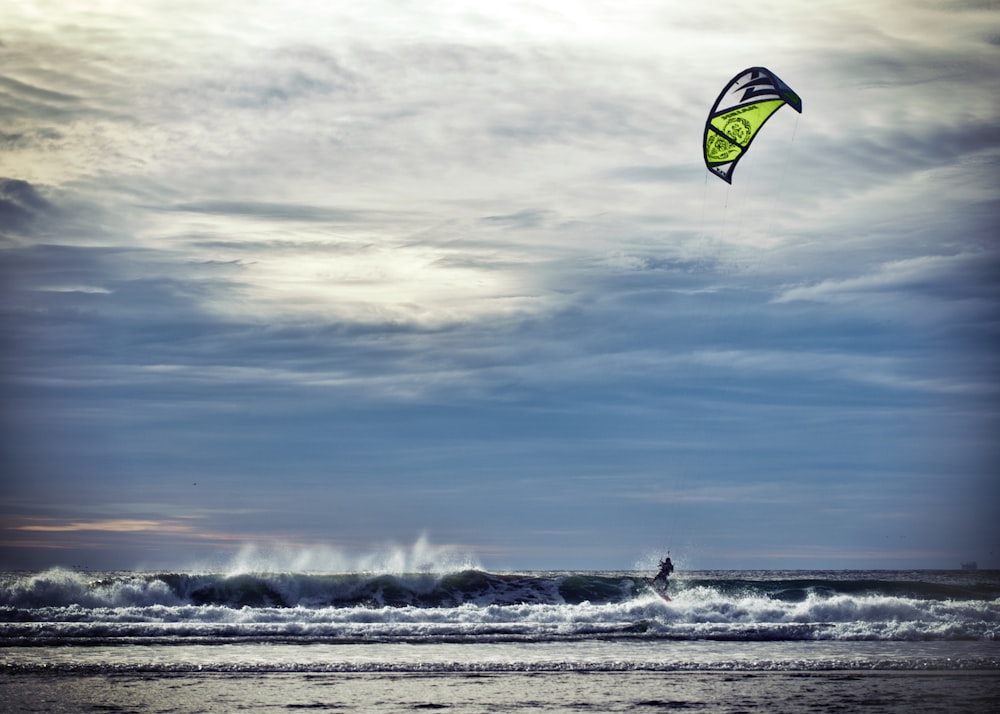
[703,67,802,184]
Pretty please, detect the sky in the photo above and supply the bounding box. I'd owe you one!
[1,0,998,572]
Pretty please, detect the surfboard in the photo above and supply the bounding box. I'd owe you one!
[642,577,672,602]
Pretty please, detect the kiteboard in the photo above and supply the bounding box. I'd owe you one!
[642,578,671,602]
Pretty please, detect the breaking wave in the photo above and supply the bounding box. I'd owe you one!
[0,569,636,609]
[1,568,998,645]
[3,568,998,610]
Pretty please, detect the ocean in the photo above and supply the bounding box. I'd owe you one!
[2,567,999,712]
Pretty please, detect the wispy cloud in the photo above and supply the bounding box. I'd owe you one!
[1,0,997,569]
[13,519,197,534]
[774,253,997,306]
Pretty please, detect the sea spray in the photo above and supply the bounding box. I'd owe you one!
[184,532,481,576]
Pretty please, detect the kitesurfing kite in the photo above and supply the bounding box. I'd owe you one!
[703,67,802,183]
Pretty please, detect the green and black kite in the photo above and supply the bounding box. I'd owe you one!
[703,67,802,183]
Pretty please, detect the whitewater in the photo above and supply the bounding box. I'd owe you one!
[2,563,999,712]
[2,567,998,658]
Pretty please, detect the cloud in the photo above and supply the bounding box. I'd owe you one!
[168,200,366,223]
[0,75,81,123]
[604,165,692,184]
[773,252,997,306]
[479,208,551,229]
[13,519,196,534]
[0,177,54,237]
[1,1,998,569]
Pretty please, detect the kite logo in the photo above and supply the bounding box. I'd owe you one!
[721,116,752,145]
[706,115,751,162]
[706,133,735,162]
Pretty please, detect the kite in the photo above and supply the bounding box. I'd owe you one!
[703,67,802,184]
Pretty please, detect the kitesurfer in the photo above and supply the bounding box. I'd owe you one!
[653,556,673,587]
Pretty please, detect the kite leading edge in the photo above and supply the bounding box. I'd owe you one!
[703,67,802,184]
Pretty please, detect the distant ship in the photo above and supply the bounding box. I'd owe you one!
[960,561,978,570]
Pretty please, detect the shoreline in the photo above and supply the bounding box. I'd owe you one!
[4,669,1000,713]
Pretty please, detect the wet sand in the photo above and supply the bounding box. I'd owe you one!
[3,670,999,713]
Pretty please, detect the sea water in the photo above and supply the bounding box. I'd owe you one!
[2,568,999,712]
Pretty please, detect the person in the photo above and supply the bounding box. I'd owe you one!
[653,556,673,587]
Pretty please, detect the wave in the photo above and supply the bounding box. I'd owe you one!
[2,568,998,644]
[0,569,638,609]
[6,658,1000,674]
[3,569,998,610]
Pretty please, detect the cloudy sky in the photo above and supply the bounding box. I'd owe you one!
[2,0,998,571]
